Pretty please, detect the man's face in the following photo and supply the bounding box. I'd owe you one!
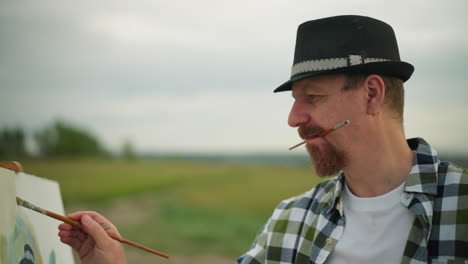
[289,74,363,177]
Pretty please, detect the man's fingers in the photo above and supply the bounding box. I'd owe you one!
[58,223,77,231]
[81,215,114,248]
[67,211,121,237]
[59,233,83,252]
[68,211,111,225]
[59,228,86,243]
[58,211,126,263]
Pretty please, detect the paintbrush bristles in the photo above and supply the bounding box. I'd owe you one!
[288,120,350,151]
[333,120,349,129]
[16,196,47,215]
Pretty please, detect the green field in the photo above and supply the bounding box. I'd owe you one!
[22,159,324,260]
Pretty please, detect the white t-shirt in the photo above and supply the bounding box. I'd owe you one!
[325,181,415,264]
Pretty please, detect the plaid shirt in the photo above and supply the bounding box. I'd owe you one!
[236,138,468,264]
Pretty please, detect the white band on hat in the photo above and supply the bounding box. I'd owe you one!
[291,55,389,77]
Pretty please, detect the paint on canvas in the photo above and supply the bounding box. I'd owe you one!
[0,167,74,264]
[0,167,17,264]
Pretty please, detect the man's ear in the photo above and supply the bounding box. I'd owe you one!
[365,74,385,116]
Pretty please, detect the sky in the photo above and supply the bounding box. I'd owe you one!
[1,0,467,154]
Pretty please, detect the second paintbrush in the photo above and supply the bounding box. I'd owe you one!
[289,120,350,150]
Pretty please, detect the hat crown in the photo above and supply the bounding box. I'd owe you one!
[273,15,414,92]
[294,15,401,64]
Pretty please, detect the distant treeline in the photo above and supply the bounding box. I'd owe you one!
[2,121,466,167]
[0,120,136,160]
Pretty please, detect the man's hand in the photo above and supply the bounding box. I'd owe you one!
[58,211,127,264]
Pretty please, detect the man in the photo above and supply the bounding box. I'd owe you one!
[58,15,468,263]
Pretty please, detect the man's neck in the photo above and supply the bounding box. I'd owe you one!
[341,124,414,198]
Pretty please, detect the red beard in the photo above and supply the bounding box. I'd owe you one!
[298,126,346,177]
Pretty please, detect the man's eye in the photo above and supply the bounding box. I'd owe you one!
[307,95,319,102]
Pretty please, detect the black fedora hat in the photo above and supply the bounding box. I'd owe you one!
[274,15,414,92]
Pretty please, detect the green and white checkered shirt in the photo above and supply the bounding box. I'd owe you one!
[236,138,468,263]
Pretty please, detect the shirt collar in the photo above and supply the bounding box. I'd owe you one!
[324,173,345,213]
[325,137,439,212]
[404,137,439,195]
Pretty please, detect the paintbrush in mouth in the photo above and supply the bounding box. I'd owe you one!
[289,120,350,150]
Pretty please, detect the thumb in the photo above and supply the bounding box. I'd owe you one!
[81,215,113,248]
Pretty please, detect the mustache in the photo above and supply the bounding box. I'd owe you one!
[298,125,325,140]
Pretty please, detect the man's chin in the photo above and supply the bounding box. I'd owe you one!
[307,144,344,178]
[311,162,341,178]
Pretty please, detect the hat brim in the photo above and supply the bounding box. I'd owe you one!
[273,61,414,93]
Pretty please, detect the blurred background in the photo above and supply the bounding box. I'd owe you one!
[1,0,467,263]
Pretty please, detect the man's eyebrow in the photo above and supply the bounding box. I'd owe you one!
[303,86,327,94]
[301,81,324,92]
[291,85,321,98]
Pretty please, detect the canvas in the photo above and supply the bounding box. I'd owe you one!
[0,167,75,264]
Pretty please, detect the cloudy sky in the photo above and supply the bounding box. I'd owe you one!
[1,0,467,154]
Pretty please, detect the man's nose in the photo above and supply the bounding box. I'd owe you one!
[288,101,310,127]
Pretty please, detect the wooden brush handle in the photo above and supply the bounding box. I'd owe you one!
[46,211,82,227]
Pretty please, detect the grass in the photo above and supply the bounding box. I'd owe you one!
[21,158,325,258]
